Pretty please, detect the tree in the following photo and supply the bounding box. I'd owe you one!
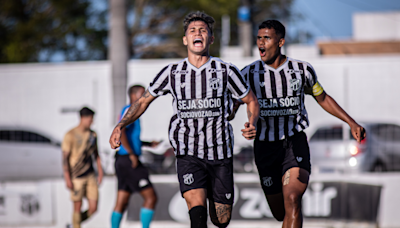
[0,0,107,63]
[126,0,294,58]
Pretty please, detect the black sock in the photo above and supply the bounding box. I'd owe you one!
[189,206,207,228]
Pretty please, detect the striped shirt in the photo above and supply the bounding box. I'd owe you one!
[241,57,318,142]
[148,57,249,160]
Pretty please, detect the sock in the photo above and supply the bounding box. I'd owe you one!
[189,206,207,228]
[111,211,123,228]
[80,210,91,222]
[72,212,81,228]
[140,207,154,228]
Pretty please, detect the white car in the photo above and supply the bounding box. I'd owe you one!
[309,123,400,173]
[0,127,63,181]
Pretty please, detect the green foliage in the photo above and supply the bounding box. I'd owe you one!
[127,0,293,58]
[0,0,107,63]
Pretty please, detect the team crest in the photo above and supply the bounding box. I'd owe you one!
[263,176,273,187]
[225,193,232,199]
[183,173,194,185]
[260,81,265,87]
[290,78,300,91]
[181,83,186,88]
[209,78,221,90]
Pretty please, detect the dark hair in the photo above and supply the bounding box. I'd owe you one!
[79,107,95,117]
[183,11,215,35]
[258,20,285,39]
[128,84,145,95]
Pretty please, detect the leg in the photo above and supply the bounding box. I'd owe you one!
[265,193,285,221]
[114,190,131,213]
[184,188,208,228]
[139,187,157,228]
[111,190,130,228]
[72,201,82,228]
[209,199,232,228]
[281,167,309,228]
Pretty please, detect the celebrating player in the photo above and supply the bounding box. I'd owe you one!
[62,107,103,228]
[109,11,259,228]
[111,85,158,228]
[241,20,366,228]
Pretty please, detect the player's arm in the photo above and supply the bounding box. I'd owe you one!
[109,89,156,149]
[314,87,366,142]
[227,98,244,121]
[93,147,103,185]
[119,123,140,168]
[240,90,260,140]
[62,150,73,190]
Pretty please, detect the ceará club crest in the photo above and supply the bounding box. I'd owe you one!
[209,78,221,90]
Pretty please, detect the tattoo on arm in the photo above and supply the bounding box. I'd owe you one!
[247,109,252,118]
[142,90,150,98]
[117,102,140,128]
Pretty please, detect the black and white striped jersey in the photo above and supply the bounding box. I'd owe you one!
[241,57,318,142]
[148,57,249,160]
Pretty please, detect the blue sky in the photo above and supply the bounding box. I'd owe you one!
[288,0,400,43]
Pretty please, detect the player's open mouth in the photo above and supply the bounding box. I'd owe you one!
[259,47,266,57]
[193,38,203,47]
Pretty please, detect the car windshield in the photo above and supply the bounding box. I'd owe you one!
[310,126,342,141]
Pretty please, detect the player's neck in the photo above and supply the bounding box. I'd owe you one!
[77,123,89,132]
[265,53,287,69]
[187,52,210,69]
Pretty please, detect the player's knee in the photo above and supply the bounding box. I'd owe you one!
[285,192,301,211]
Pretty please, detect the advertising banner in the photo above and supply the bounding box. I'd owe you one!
[127,181,381,223]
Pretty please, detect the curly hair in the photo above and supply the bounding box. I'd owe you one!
[183,11,215,35]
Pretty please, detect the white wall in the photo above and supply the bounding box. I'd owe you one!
[353,11,400,41]
[1,55,400,168]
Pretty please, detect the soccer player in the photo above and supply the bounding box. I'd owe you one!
[109,11,259,228]
[62,107,103,228]
[241,20,366,228]
[111,85,158,228]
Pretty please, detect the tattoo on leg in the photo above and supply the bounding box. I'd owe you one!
[215,203,232,224]
[283,169,290,186]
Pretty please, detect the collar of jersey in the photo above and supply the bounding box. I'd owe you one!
[185,56,213,71]
[261,57,289,71]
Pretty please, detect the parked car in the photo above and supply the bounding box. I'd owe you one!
[0,127,63,181]
[309,122,400,173]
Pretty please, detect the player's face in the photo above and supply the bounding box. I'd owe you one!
[81,115,93,129]
[183,21,214,55]
[257,28,285,63]
[130,88,145,102]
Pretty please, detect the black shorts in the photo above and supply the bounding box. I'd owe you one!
[115,153,152,193]
[176,155,234,205]
[254,131,311,195]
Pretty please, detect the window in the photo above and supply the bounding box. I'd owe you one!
[310,126,343,141]
[0,130,51,143]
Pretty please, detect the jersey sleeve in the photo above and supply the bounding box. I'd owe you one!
[148,65,171,97]
[304,62,324,96]
[240,66,250,83]
[61,132,72,153]
[228,65,250,99]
